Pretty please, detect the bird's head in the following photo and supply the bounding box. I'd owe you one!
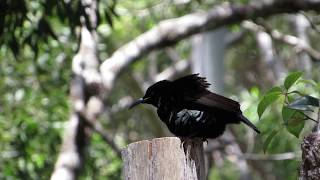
[129,80,171,109]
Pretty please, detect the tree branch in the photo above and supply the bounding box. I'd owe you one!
[51,18,105,180]
[300,11,320,33]
[84,119,122,158]
[291,14,312,72]
[243,20,320,61]
[51,27,98,180]
[100,0,320,91]
[237,152,299,161]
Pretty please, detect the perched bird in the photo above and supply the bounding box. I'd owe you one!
[129,74,260,139]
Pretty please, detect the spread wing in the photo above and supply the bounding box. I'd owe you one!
[173,74,210,100]
[173,74,241,113]
[194,91,241,113]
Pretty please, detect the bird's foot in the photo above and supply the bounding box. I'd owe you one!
[179,136,206,150]
[179,137,188,149]
[201,138,208,145]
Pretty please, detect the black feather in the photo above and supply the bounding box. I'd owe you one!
[130,74,260,138]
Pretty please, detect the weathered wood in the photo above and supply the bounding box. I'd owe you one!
[122,137,205,180]
[299,132,320,180]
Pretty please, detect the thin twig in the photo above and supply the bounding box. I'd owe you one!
[236,152,299,161]
[300,11,320,33]
[84,119,122,158]
[242,20,320,61]
[301,112,318,123]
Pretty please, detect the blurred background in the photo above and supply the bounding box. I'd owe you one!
[1,0,320,179]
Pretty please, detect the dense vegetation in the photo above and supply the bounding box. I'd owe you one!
[1,0,320,179]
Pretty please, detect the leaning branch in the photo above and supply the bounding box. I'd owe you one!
[238,152,299,161]
[84,120,122,158]
[242,20,320,61]
[100,0,320,91]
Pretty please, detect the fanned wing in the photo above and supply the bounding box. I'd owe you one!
[173,74,240,113]
[195,91,241,113]
[173,74,210,100]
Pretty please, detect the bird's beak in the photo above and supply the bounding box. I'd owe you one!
[129,98,145,109]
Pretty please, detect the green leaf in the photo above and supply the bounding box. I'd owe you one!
[267,86,283,94]
[316,82,320,92]
[249,87,260,97]
[298,79,317,87]
[286,112,305,138]
[263,127,280,153]
[282,106,306,138]
[230,24,240,32]
[284,71,303,90]
[288,95,320,111]
[282,106,296,123]
[258,92,282,119]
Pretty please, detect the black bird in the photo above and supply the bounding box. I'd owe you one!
[129,74,260,139]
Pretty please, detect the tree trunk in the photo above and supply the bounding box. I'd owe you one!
[299,132,320,180]
[191,29,253,180]
[191,28,226,94]
[122,137,205,180]
[291,14,312,75]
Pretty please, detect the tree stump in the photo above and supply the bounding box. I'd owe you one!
[299,132,320,180]
[122,137,205,180]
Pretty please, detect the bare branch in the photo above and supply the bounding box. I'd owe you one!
[237,152,299,161]
[109,96,135,113]
[51,26,100,180]
[84,119,122,158]
[290,14,313,72]
[204,136,299,161]
[242,20,320,61]
[50,114,87,180]
[100,0,320,91]
[300,11,320,33]
[52,24,105,180]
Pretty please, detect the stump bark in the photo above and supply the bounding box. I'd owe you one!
[122,137,205,180]
[299,132,320,180]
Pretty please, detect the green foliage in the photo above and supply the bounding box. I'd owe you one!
[285,111,305,138]
[0,78,68,179]
[284,71,303,90]
[282,106,296,123]
[0,0,120,178]
[263,127,281,153]
[1,0,218,179]
[0,0,117,57]
[81,134,122,180]
[2,0,320,179]
[258,71,320,152]
[208,160,240,180]
[257,87,282,119]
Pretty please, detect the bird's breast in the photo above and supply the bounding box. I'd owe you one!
[157,107,212,126]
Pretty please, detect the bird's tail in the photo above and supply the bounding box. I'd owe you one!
[238,114,260,134]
